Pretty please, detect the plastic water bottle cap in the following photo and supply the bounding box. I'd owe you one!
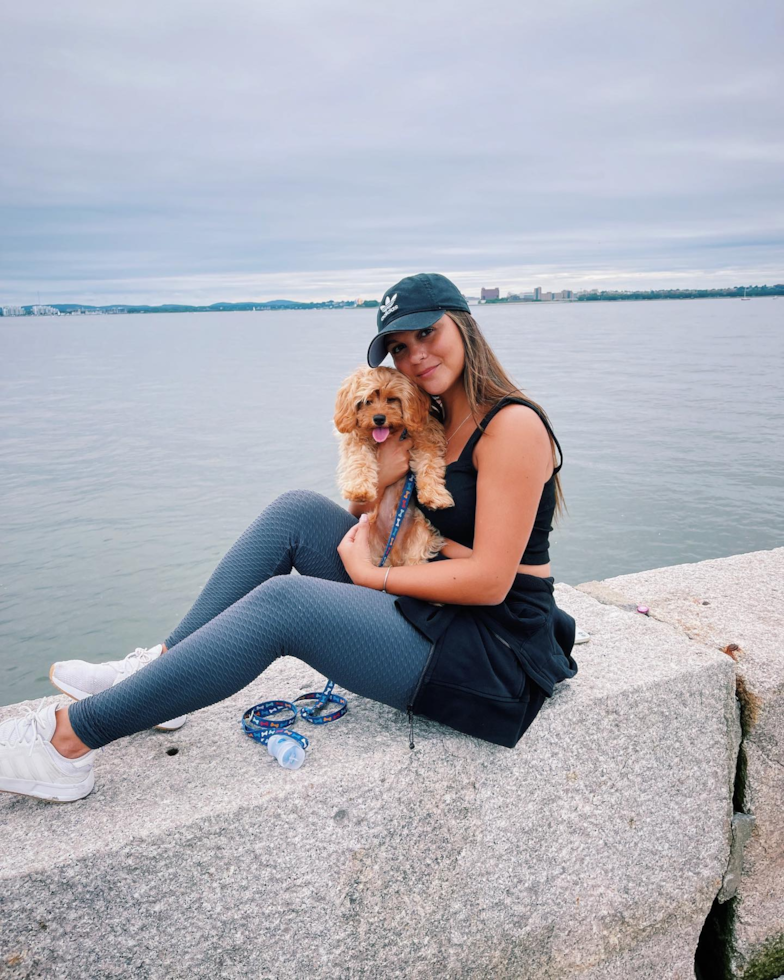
[267,733,305,769]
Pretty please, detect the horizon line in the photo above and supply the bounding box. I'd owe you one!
[4,281,783,311]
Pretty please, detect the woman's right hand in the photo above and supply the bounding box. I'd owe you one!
[375,430,413,492]
[347,431,413,518]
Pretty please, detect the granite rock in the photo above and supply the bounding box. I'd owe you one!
[578,547,784,980]
[1,584,740,979]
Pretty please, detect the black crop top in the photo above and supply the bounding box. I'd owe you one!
[417,396,563,565]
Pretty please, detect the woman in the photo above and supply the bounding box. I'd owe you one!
[0,273,578,803]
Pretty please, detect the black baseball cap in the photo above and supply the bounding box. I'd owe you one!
[367,272,470,367]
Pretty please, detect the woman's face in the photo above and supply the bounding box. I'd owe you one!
[383,313,466,396]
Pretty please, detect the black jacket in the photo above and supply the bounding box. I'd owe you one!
[397,569,578,748]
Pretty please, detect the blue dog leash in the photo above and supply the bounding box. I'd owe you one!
[379,471,416,566]
[242,472,418,761]
[241,683,349,751]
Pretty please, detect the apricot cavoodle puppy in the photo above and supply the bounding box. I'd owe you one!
[334,366,454,566]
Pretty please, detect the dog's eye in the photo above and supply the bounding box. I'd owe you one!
[387,397,401,403]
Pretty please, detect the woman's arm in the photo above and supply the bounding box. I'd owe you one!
[339,406,553,605]
[439,537,473,560]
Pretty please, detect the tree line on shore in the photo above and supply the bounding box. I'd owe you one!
[2,285,781,316]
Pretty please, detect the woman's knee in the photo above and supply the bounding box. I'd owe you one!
[251,489,354,549]
[248,575,323,641]
[252,574,358,629]
[264,489,337,525]
[252,572,309,612]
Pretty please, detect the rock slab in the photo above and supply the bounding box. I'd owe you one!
[1,583,741,979]
[578,547,784,980]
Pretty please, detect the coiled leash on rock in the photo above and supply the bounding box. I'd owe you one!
[242,470,418,767]
[241,681,349,753]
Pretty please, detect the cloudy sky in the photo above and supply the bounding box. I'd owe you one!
[1,0,782,305]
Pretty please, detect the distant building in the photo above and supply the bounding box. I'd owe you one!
[533,288,573,302]
[31,305,60,315]
[481,287,500,301]
[2,305,25,316]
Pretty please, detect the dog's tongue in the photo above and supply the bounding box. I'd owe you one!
[372,427,390,443]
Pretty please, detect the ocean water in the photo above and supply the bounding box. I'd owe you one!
[1,298,782,705]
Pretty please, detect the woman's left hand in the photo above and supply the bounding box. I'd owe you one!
[337,514,378,587]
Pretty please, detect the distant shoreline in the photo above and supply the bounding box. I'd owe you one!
[2,285,781,317]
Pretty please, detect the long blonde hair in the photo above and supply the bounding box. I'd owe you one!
[443,309,566,522]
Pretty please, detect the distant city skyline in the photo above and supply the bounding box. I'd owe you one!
[2,1,782,307]
[4,282,781,317]
[4,266,784,310]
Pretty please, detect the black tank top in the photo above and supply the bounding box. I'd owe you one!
[418,396,563,565]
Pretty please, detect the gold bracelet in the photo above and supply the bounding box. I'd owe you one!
[382,566,392,593]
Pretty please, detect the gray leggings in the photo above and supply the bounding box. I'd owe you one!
[69,490,432,750]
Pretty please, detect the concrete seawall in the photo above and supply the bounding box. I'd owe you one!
[1,548,782,980]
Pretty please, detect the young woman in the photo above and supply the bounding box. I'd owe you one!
[0,273,578,803]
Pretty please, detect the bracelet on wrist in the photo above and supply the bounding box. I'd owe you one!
[382,566,392,593]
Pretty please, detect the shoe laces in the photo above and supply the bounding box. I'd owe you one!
[118,646,157,675]
[0,698,51,756]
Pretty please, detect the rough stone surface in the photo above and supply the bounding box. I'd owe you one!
[578,547,784,980]
[719,813,757,903]
[1,585,740,980]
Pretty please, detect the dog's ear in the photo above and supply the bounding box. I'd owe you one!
[334,371,363,433]
[397,375,433,434]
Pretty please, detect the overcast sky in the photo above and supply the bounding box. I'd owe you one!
[1,0,782,305]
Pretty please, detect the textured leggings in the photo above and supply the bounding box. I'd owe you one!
[68,491,433,750]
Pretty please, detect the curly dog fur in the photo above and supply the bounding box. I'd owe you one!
[334,366,454,566]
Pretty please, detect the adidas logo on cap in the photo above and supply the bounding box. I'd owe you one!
[380,293,398,321]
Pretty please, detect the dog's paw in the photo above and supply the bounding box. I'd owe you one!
[416,485,454,510]
[341,482,378,504]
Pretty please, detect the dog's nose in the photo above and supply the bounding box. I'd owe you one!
[373,414,386,426]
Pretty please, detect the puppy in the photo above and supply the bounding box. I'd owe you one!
[334,366,454,566]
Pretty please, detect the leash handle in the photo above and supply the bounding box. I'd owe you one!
[295,680,348,724]
[241,700,310,750]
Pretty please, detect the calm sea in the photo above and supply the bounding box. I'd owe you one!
[1,299,782,705]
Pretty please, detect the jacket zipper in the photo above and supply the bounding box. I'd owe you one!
[406,640,437,751]
[492,629,553,698]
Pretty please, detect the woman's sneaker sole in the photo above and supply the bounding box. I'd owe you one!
[0,770,95,803]
[48,664,187,732]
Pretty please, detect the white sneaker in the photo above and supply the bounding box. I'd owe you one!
[574,627,591,645]
[49,644,187,732]
[0,701,95,802]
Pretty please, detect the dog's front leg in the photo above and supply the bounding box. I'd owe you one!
[410,426,454,510]
[338,435,381,503]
